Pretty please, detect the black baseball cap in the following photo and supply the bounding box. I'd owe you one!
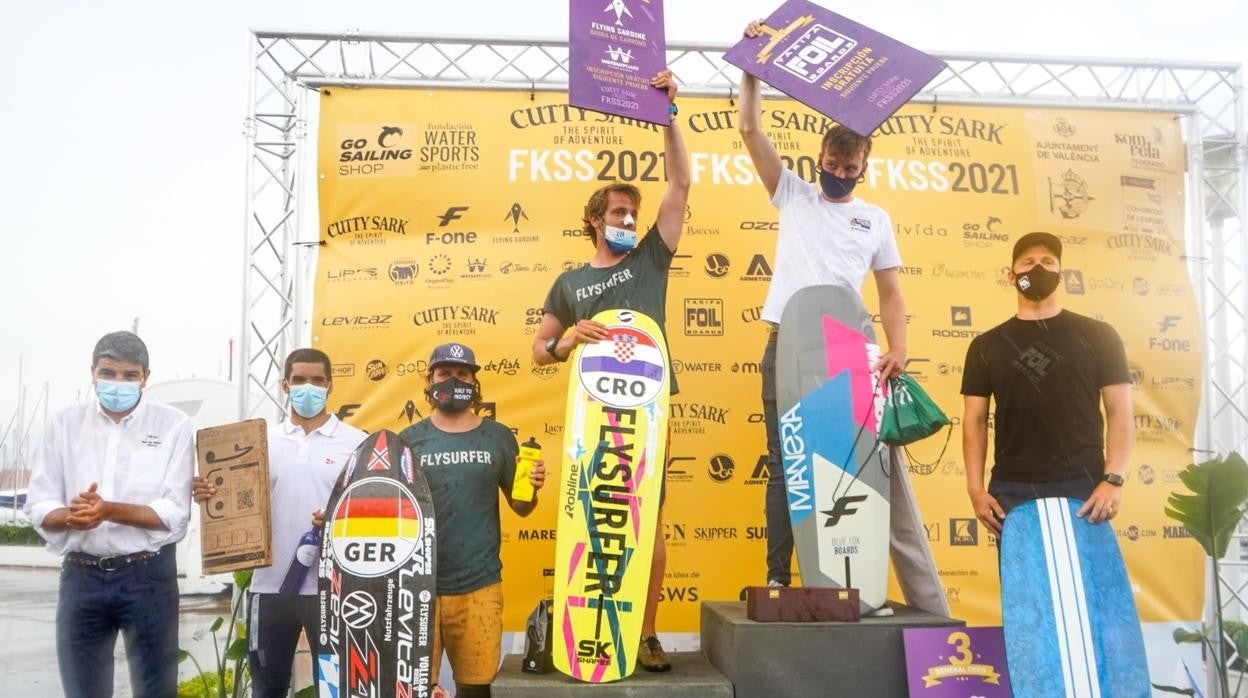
[1012,232,1062,263]
[428,342,480,371]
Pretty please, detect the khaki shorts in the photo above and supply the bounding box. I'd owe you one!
[431,582,503,686]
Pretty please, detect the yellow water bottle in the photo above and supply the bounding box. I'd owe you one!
[514,437,541,502]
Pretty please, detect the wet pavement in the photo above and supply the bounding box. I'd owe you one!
[1,566,236,698]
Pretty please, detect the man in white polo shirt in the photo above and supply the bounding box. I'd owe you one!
[26,330,194,698]
[195,348,366,698]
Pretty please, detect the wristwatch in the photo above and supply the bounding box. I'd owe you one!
[545,336,567,362]
[1102,473,1125,486]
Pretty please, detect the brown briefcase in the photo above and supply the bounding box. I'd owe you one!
[745,586,861,623]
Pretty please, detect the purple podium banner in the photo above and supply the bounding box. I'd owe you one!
[569,0,669,125]
[902,626,1013,698]
[723,0,944,136]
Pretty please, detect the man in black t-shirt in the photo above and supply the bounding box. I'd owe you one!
[960,232,1133,535]
[531,70,689,672]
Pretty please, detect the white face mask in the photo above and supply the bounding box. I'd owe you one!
[603,213,637,254]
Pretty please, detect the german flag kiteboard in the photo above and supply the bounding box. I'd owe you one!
[318,429,437,698]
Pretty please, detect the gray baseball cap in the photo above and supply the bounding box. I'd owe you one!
[428,342,480,371]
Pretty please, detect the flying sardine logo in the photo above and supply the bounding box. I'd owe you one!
[604,0,633,25]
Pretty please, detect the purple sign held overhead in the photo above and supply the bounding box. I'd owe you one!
[724,0,945,136]
[902,626,1013,698]
[569,0,669,126]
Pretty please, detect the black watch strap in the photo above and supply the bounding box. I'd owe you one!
[545,336,567,362]
[1102,472,1124,486]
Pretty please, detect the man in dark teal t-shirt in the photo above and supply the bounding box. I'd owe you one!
[530,70,690,673]
[400,342,545,698]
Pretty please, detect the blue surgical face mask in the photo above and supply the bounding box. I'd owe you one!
[603,213,637,254]
[96,379,142,413]
[289,384,328,418]
[818,169,858,200]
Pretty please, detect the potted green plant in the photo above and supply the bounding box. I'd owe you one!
[177,569,252,698]
[1154,452,1248,697]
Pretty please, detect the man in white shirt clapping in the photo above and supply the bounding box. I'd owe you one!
[26,331,195,698]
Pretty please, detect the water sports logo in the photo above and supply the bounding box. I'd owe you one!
[330,477,424,577]
[578,313,666,409]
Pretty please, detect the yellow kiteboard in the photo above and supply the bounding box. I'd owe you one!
[552,308,669,682]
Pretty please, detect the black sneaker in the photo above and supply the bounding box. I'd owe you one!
[637,635,672,672]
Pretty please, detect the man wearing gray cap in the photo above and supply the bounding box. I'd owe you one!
[399,342,546,698]
[25,331,194,698]
[961,232,1133,534]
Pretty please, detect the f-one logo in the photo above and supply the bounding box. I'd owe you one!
[684,298,724,337]
[821,494,867,527]
[437,206,469,226]
[775,25,857,84]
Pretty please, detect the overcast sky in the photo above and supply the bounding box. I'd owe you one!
[1,0,1244,445]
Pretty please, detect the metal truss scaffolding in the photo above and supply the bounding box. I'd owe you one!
[243,30,1246,689]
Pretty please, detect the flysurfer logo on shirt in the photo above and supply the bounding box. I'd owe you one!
[850,217,872,233]
[417,451,494,467]
[573,268,636,302]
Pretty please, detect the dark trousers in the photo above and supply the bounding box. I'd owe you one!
[761,332,796,585]
[988,476,1099,514]
[246,592,320,698]
[56,547,179,698]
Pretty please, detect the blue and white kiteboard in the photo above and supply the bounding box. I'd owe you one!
[1001,497,1149,698]
[776,285,890,612]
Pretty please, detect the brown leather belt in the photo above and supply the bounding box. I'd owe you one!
[65,548,160,572]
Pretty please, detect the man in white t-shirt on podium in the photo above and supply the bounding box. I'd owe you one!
[737,18,946,616]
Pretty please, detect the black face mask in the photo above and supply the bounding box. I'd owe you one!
[818,169,858,200]
[427,377,475,413]
[1014,264,1061,300]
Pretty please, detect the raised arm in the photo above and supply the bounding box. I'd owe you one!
[653,71,690,252]
[737,21,783,198]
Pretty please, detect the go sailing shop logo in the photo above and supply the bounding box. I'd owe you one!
[334,122,418,178]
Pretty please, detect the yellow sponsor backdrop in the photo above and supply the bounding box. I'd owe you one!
[314,87,1202,631]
